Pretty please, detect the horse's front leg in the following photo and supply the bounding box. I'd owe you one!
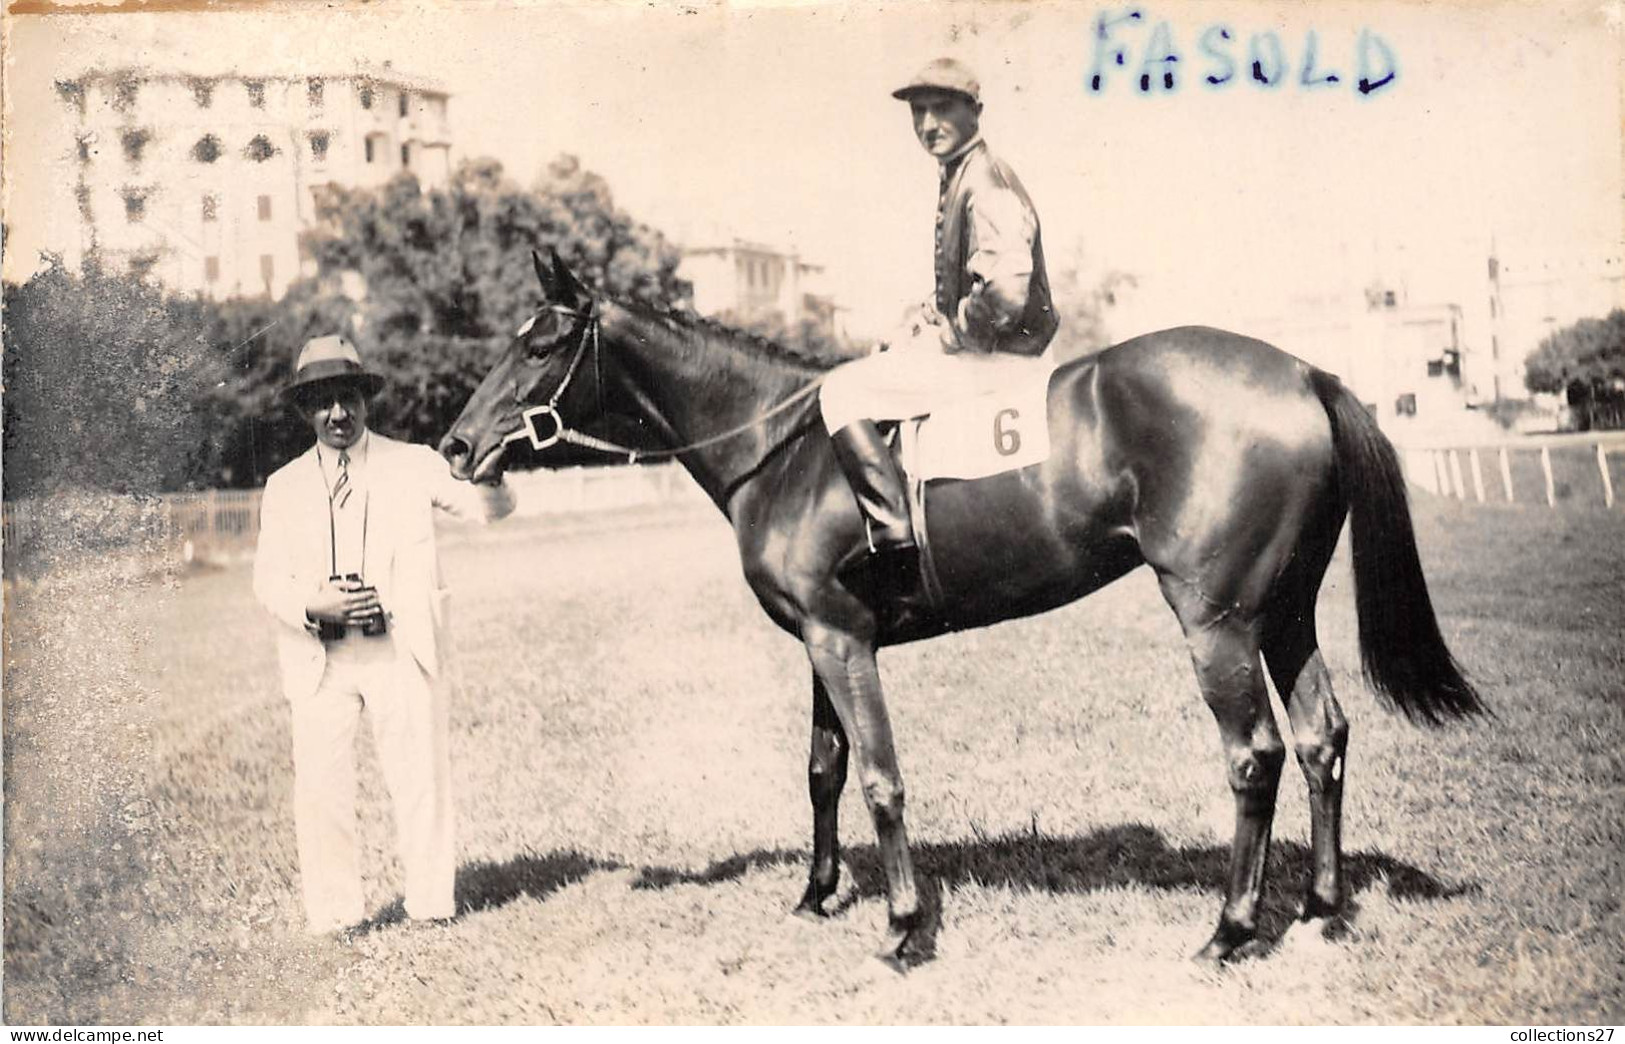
[802,623,922,968]
[795,672,849,917]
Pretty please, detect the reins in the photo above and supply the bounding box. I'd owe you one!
[501,305,828,465]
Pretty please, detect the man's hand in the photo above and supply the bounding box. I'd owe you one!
[305,577,383,626]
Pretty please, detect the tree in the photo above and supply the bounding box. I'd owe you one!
[1524,309,1625,430]
[302,155,690,447]
[714,308,862,366]
[3,155,692,497]
[2,259,227,498]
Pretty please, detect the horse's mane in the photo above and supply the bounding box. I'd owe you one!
[611,296,856,372]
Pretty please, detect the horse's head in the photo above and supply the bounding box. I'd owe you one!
[439,249,603,482]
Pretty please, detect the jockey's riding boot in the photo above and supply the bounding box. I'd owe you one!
[830,420,917,560]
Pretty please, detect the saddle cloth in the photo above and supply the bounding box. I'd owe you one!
[898,362,1054,481]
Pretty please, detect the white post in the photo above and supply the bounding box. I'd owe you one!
[1469,448,1486,503]
[1499,447,1515,503]
[1449,450,1467,500]
[1599,444,1616,509]
[1541,446,1556,507]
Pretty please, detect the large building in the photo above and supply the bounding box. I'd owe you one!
[1099,240,1624,439]
[679,238,842,344]
[1486,249,1624,403]
[47,63,451,300]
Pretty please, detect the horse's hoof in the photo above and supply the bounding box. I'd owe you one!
[791,900,828,922]
[872,950,909,976]
[873,910,925,971]
[1192,920,1255,965]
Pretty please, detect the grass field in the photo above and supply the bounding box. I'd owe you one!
[4,492,1622,1025]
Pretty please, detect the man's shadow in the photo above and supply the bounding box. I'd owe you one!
[364,823,1476,958]
[361,849,619,931]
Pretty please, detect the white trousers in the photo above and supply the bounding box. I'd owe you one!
[820,323,1049,432]
[288,632,454,933]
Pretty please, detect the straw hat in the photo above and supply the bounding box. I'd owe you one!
[283,335,385,400]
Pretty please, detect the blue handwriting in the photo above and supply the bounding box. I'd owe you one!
[1088,8,1398,97]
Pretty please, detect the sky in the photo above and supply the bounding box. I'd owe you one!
[3,0,1621,338]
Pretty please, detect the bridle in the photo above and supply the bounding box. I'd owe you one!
[500,304,624,456]
[500,303,827,466]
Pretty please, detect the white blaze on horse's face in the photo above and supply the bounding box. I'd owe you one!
[514,309,574,362]
[908,89,980,159]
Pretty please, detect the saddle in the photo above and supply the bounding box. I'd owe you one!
[863,363,1055,623]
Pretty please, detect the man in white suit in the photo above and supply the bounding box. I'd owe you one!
[254,334,515,936]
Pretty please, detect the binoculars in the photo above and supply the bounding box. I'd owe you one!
[316,573,387,641]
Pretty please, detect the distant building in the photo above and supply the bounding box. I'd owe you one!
[1103,274,1473,431]
[1485,249,1624,402]
[47,63,452,300]
[679,238,842,343]
[1101,241,1624,440]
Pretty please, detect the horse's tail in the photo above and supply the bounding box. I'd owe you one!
[1308,368,1488,726]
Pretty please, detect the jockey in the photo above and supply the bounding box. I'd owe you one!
[821,57,1059,582]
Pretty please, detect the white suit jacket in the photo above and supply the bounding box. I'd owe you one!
[253,434,516,702]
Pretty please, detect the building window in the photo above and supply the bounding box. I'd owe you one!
[110,75,140,114]
[359,84,374,109]
[364,137,376,163]
[122,189,147,223]
[202,194,218,222]
[128,253,159,279]
[309,131,330,162]
[120,128,150,164]
[246,80,265,108]
[1395,393,1417,417]
[191,134,222,163]
[307,78,324,108]
[257,195,272,221]
[1383,290,1396,308]
[205,256,220,283]
[54,78,87,115]
[398,91,409,117]
[400,143,410,168]
[75,135,92,163]
[259,254,275,293]
[244,135,278,162]
[189,77,213,108]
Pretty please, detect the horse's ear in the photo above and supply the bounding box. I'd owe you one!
[548,246,587,306]
[531,249,555,295]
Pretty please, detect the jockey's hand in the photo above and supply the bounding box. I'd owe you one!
[899,300,941,336]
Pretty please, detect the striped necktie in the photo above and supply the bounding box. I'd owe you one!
[331,450,352,509]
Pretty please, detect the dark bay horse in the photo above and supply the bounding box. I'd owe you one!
[440,251,1485,966]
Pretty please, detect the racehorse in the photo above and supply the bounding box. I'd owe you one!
[439,250,1485,967]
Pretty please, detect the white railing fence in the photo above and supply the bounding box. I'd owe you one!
[1398,432,1625,510]
[2,464,707,579]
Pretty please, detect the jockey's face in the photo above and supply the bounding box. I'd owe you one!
[909,90,980,160]
[297,381,370,451]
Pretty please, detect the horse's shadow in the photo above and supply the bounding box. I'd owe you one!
[373,823,1475,957]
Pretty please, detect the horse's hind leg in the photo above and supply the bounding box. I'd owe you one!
[795,672,850,918]
[1262,594,1349,928]
[1159,574,1286,963]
